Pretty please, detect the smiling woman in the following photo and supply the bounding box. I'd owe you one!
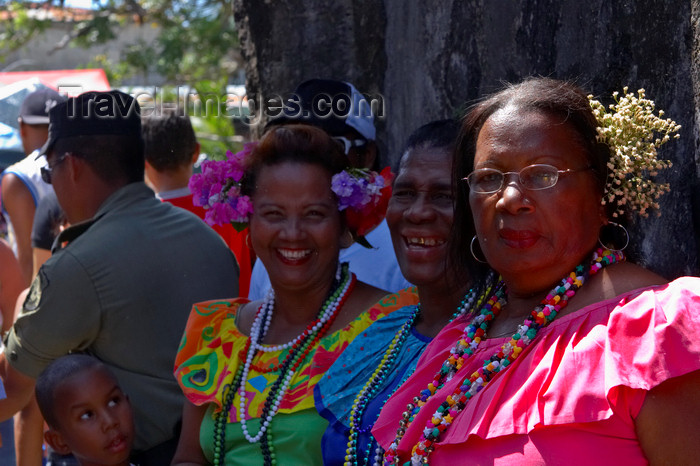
[172,125,417,466]
[313,119,488,465]
[388,142,457,290]
[250,162,343,292]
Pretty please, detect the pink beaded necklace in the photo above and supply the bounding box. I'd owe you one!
[383,248,624,465]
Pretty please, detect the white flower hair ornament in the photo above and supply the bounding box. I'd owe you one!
[588,88,680,218]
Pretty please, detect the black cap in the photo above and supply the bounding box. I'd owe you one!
[40,90,141,157]
[19,88,66,125]
[266,79,376,140]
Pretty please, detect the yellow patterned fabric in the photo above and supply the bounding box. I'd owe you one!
[174,288,418,420]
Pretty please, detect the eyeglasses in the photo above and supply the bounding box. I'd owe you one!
[332,136,367,155]
[40,153,70,184]
[463,164,591,194]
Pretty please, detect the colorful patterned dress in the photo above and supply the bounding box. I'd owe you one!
[175,289,418,465]
[315,301,430,465]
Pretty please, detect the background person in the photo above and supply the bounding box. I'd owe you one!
[0,90,240,465]
[0,238,23,334]
[14,190,68,466]
[315,119,486,465]
[1,87,66,287]
[248,78,410,300]
[0,239,23,463]
[2,88,67,466]
[172,124,417,465]
[31,190,67,275]
[36,354,134,466]
[141,107,253,296]
[0,86,66,466]
[374,77,700,465]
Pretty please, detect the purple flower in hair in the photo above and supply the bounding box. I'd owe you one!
[331,168,388,211]
[333,166,395,242]
[332,170,366,210]
[204,202,235,226]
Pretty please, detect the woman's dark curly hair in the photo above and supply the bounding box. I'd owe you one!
[241,124,350,198]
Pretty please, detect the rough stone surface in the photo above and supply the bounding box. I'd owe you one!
[234,0,700,278]
[233,0,387,140]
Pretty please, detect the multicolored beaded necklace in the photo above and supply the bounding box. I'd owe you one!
[383,248,624,465]
[212,262,356,466]
[343,286,494,466]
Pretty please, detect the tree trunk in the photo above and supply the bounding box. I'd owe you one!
[234,0,700,278]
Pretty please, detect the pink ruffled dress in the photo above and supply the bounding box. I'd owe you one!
[373,277,700,465]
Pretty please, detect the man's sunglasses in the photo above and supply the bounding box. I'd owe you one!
[40,153,71,184]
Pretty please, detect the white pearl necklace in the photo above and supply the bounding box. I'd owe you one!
[253,262,343,353]
[238,263,352,444]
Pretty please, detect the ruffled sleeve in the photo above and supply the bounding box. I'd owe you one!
[374,277,700,457]
[174,298,249,410]
[605,276,700,393]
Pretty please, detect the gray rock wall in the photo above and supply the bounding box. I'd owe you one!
[234,0,700,278]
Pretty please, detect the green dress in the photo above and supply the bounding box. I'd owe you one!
[174,290,419,465]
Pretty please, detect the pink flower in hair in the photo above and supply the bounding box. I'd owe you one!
[189,142,258,231]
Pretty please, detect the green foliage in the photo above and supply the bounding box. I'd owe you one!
[189,79,242,161]
[0,0,240,152]
[0,2,51,64]
[81,53,133,83]
[71,12,118,48]
[150,0,238,84]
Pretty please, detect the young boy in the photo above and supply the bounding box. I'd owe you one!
[35,354,134,466]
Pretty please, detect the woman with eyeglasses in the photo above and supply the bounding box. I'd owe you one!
[372,77,700,464]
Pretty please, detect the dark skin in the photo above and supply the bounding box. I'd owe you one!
[635,369,700,465]
[1,143,132,466]
[470,107,700,463]
[235,280,387,344]
[237,162,387,341]
[171,162,388,465]
[387,145,467,338]
[0,145,128,422]
[470,108,667,335]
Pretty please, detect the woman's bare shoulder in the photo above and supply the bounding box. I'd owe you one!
[236,300,261,337]
[568,261,667,314]
[598,261,668,299]
[354,281,392,304]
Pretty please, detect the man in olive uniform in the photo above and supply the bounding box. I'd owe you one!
[0,91,239,464]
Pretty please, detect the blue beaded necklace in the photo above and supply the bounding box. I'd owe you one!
[342,285,492,466]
